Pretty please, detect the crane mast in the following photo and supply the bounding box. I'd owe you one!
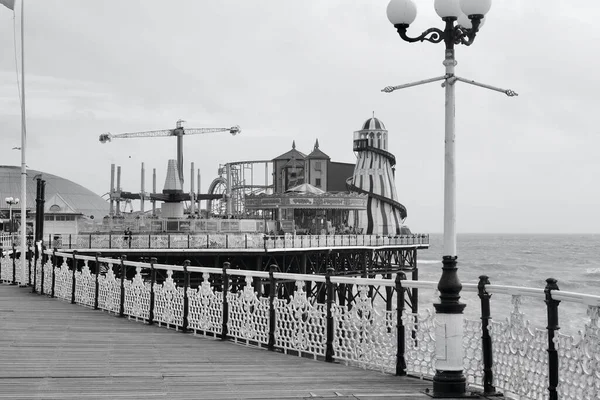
[100,119,241,184]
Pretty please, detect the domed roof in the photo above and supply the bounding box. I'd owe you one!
[0,166,109,219]
[361,117,386,131]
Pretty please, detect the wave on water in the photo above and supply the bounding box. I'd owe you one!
[585,268,600,275]
[418,260,441,265]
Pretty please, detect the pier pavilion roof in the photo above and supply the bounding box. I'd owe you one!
[0,166,109,220]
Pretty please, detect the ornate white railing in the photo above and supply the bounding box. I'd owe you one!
[43,233,430,251]
[3,251,599,400]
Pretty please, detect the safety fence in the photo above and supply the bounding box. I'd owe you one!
[1,250,598,400]
[39,233,429,250]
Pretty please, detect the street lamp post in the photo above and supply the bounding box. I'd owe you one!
[5,197,20,238]
[384,0,517,397]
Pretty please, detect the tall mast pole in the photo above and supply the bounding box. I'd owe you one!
[20,0,27,284]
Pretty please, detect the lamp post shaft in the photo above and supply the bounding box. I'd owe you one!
[443,48,457,258]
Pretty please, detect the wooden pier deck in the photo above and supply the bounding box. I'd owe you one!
[0,284,447,400]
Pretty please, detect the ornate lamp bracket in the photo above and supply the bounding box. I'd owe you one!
[394,24,444,44]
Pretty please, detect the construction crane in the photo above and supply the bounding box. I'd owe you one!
[99,119,241,184]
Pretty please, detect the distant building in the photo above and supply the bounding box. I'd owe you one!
[0,166,109,236]
[272,140,355,193]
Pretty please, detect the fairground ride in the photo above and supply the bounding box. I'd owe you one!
[207,160,273,218]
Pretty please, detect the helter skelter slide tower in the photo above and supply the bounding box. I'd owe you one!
[347,115,408,235]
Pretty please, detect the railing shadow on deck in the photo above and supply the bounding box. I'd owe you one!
[1,249,599,400]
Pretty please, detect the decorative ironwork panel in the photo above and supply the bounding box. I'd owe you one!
[188,272,223,335]
[42,259,53,295]
[74,260,96,308]
[91,235,109,248]
[123,266,150,321]
[0,257,11,281]
[54,258,72,301]
[150,235,169,249]
[130,236,146,249]
[557,305,600,400]
[331,285,396,374]
[111,236,127,249]
[404,309,437,378]
[153,269,184,327]
[227,235,246,249]
[169,235,189,249]
[98,265,120,314]
[463,318,484,386]
[227,276,270,344]
[189,234,208,249]
[275,280,326,356]
[75,235,89,249]
[489,295,548,399]
[207,234,227,249]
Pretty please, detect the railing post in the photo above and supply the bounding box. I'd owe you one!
[148,257,157,325]
[11,242,16,285]
[0,245,3,282]
[119,255,126,317]
[51,249,57,298]
[226,235,229,249]
[221,261,230,341]
[245,234,248,249]
[148,234,151,249]
[94,253,100,310]
[182,260,190,333]
[109,234,112,249]
[268,264,277,351]
[28,242,32,286]
[478,275,496,395]
[89,234,92,249]
[395,271,407,376]
[69,234,72,249]
[168,234,171,249]
[545,278,560,400]
[40,248,46,295]
[71,250,78,304]
[187,234,190,249]
[32,242,38,293]
[325,267,335,362]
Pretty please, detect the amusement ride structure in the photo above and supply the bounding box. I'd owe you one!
[100,119,243,220]
[347,116,408,235]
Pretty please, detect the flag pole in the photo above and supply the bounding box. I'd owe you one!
[19,0,27,285]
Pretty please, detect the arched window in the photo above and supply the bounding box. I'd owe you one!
[377,132,381,148]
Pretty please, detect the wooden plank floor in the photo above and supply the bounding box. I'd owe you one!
[0,284,454,400]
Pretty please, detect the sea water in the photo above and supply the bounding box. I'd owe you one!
[415,233,600,336]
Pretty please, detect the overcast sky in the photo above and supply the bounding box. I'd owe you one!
[0,1,599,234]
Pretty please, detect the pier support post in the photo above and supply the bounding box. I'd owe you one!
[182,260,190,333]
[325,267,335,362]
[545,278,560,400]
[268,264,277,351]
[478,275,496,395]
[11,242,16,285]
[395,271,407,376]
[51,249,56,298]
[221,261,230,341]
[119,256,126,317]
[148,257,157,325]
[71,251,78,304]
[94,253,100,310]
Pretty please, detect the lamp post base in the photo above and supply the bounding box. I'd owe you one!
[432,370,468,397]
